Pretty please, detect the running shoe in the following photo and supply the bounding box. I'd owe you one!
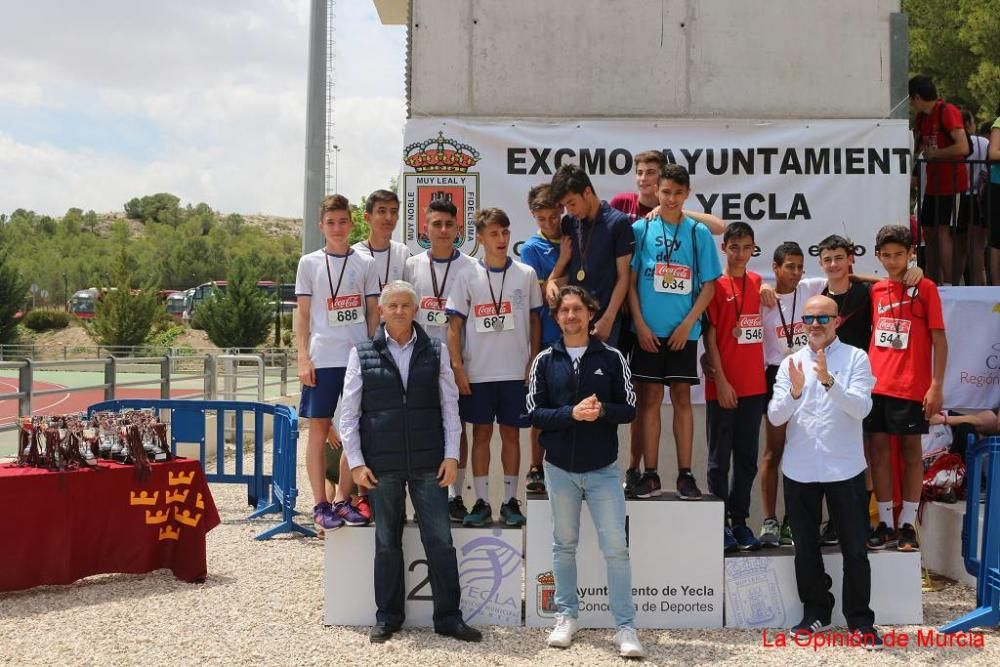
[820,519,838,546]
[313,501,344,533]
[500,498,526,527]
[896,523,919,552]
[676,472,703,500]
[332,499,369,526]
[448,495,469,523]
[867,521,897,550]
[633,471,662,498]
[613,626,645,658]
[463,499,493,527]
[547,613,579,648]
[850,625,884,650]
[724,526,738,554]
[526,466,546,494]
[779,516,794,545]
[354,495,372,523]
[759,517,781,548]
[732,524,762,551]
[623,467,642,498]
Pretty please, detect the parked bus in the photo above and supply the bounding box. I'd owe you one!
[68,288,101,319]
[186,281,296,319]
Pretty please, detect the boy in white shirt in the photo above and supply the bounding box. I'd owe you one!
[404,198,477,521]
[352,189,411,290]
[296,194,381,532]
[447,208,542,527]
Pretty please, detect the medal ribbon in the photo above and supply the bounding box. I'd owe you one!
[429,250,455,300]
[776,288,797,348]
[366,242,392,290]
[485,259,509,322]
[324,250,350,307]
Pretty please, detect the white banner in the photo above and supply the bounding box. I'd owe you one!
[400,118,912,274]
[941,287,1000,410]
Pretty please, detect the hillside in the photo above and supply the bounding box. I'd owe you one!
[86,211,302,240]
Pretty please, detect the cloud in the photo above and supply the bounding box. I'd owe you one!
[0,0,407,217]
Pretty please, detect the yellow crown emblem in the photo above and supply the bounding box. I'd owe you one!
[195,492,205,510]
[536,570,555,585]
[404,132,480,173]
[168,470,195,486]
[130,490,159,506]
[166,489,190,505]
[158,525,181,541]
[145,509,169,525]
[173,507,202,528]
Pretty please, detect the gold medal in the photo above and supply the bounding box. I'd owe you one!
[576,269,585,282]
[434,311,447,326]
[891,336,903,350]
[732,326,741,339]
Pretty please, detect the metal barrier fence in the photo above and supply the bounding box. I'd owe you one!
[0,349,298,435]
[939,435,1000,632]
[87,398,314,541]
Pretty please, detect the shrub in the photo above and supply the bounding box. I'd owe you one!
[23,309,70,332]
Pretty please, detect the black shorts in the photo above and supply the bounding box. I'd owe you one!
[863,394,929,436]
[616,325,636,358]
[956,193,987,230]
[629,339,699,385]
[919,193,958,228]
[765,364,780,404]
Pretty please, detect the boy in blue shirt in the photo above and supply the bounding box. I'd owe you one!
[519,184,563,494]
[628,164,721,500]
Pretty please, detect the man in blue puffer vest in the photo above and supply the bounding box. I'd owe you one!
[525,285,644,658]
[341,280,481,644]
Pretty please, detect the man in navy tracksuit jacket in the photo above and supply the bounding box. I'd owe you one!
[525,285,644,658]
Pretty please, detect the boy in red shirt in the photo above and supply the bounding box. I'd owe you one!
[704,222,766,552]
[865,225,948,551]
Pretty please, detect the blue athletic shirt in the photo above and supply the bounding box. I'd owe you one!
[519,232,561,345]
[630,215,721,339]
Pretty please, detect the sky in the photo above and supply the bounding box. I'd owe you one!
[0,0,407,217]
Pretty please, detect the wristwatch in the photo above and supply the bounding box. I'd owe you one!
[821,376,835,390]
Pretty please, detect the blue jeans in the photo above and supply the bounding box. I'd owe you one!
[368,470,462,630]
[544,461,635,628]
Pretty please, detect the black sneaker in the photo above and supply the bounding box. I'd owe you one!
[463,499,493,527]
[820,520,839,546]
[896,523,919,552]
[623,467,642,498]
[867,522,897,550]
[500,498,526,526]
[448,496,468,523]
[790,615,831,637]
[676,472,703,500]
[850,625,884,650]
[525,466,546,494]
[633,471,662,498]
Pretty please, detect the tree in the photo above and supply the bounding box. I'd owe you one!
[905,0,1000,119]
[85,247,161,354]
[0,249,27,345]
[196,257,272,350]
[124,193,182,226]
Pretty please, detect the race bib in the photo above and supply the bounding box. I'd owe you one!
[653,263,692,295]
[874,317,911,349]
[473,301,514,333]
[419,296,449,327]
[737,314,764,345]
[775,322,808,353]
[326,294,363,327]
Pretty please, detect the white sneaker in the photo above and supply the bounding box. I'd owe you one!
[614,626,645,658]
[546,613,578,648]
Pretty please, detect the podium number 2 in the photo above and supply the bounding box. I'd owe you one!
[407,559,432,601]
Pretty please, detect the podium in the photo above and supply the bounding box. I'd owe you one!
[724,547,922,627]
[323,524,523,627]
[525,492,725,629]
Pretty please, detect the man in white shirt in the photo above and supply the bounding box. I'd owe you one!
[768,295,881,649]
[340,280,481,644]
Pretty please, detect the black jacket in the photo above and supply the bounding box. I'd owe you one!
[526,336,635,473]
[356,323,444,475]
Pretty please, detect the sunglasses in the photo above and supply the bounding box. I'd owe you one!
[801,315,834,325]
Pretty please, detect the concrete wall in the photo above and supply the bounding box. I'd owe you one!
[406,0,903,119]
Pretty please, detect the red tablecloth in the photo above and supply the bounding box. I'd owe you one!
[0,458,220,592]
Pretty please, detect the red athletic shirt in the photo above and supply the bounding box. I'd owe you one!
[705,270,766,400]
[609,192,654,220]
[916,101,969,196]
[868,278,944,402]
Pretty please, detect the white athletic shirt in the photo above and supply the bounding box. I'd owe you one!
[446,257,543,383]
[295,248,380,368]
[403,249,478,343]
[761,277,826,366]
[351,239,411,291]
[566,346,587,364]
